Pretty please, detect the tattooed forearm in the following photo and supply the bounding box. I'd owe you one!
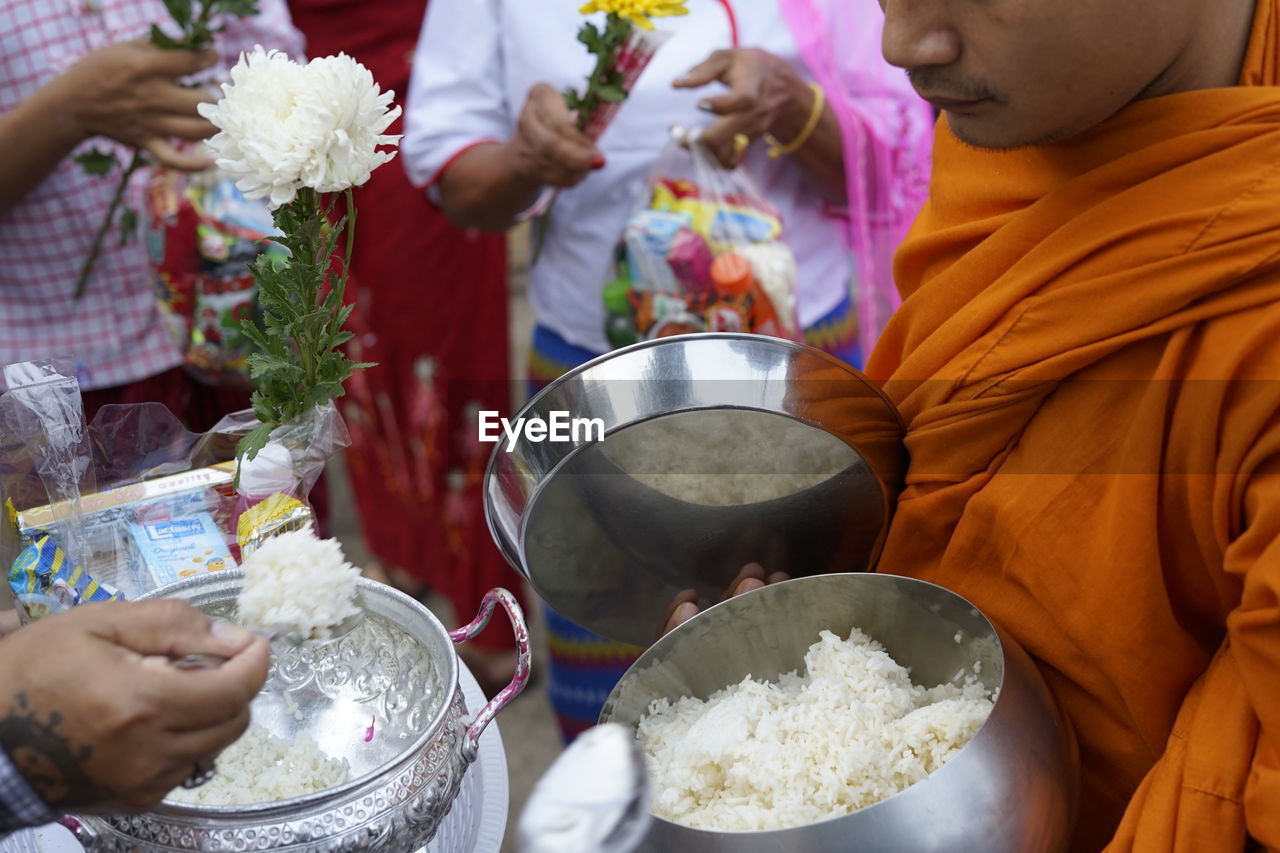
[0,693,106,808]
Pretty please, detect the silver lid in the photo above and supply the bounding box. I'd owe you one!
[484,334,905,646]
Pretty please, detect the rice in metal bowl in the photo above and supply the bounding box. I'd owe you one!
[167,724,350,806]
[637,628,995,832]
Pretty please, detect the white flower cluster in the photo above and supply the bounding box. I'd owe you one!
[198,47,401,208]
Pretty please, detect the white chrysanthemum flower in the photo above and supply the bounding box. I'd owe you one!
[198,47,402,208]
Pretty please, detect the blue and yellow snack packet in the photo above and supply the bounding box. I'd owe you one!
[8,529,124,618]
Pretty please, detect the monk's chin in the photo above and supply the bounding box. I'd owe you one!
[946,112,1099,152]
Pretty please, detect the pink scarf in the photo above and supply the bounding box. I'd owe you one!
[779,0,934,357]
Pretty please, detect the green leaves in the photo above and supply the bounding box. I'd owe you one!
[235,421,274,465]
[161,0,193,26]
[567,12,635,132]
[152,0,260,52]
[577,21,603,52]
[73,149,116,176]
[74,151,146,299]
[117,208,138,247]
[540,12,637,264]
[216,0,259,18]
[234,188,375,466]
[148,24,181,49]
[597,83,626,103]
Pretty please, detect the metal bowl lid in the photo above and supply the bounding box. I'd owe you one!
[484,334,905,646]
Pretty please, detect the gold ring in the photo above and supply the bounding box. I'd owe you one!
[733,133,750,157]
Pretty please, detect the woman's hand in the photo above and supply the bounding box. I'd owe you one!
[510,83,605,189]
[47,39,220,172]
[437,82,607,231]
[674,48,811,169]
[658,562,791,638]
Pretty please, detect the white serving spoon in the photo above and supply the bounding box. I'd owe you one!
[518,723,652,853]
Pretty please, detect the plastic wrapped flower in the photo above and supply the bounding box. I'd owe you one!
[199,47,401,208]
[533,0,687,260]
[195,46,399,468]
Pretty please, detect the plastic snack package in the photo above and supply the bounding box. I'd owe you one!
[9,529,125,618]
[129,512,237,587]
[0,359,96,583]
[606,126,803,345]
[0,362,343,621]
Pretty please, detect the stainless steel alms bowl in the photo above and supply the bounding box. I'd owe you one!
[65,573,531,853]
[601,573,1080,853]
[485,333,907,646]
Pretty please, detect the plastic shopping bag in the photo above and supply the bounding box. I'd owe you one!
[145,169,285,390]
[603,126,803,347]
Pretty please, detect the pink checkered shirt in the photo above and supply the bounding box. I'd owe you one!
[0,0,303,391]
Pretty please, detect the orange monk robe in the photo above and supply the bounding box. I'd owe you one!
[866,1,1280,849]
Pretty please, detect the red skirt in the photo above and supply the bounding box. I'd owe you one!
[335,173,521,651]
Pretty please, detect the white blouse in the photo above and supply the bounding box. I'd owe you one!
[404,0,852,355]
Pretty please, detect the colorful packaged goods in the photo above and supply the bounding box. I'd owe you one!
[1,364,334,624]
[146,170,285,389]
[129,512,236,587]
[707,253,754,333]
[604,277,640,350]
[8,529,125,619]
[606,133,802,347]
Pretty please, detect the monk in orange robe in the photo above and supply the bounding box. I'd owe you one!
[659,0,1280,848]
[865,0,1280,848]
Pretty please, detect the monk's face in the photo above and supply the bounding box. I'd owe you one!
[878,0,1254,149]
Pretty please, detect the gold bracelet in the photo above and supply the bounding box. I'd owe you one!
[765,81,825,159]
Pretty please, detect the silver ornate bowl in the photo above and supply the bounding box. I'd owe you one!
[64,573,530,852]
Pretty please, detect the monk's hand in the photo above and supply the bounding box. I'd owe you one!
[509,83,604,189]
[0,600,269,813]
[674,48,805,169]
[658,563,791,638]
[658,589,699,639]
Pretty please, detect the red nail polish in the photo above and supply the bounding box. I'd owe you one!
[591,156,606,170]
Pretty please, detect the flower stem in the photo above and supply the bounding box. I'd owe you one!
[532,203,554,264]
[74,149,144,300]
[338,187,356,304]
[533,14,632,265]
[296,189,321,395]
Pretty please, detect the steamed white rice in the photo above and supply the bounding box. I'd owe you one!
[236,526,360,640]
[168,725,349,806]
[638,628,994,831]
[602,411,852,506]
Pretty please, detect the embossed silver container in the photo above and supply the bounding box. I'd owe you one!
[64,572,531,853]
